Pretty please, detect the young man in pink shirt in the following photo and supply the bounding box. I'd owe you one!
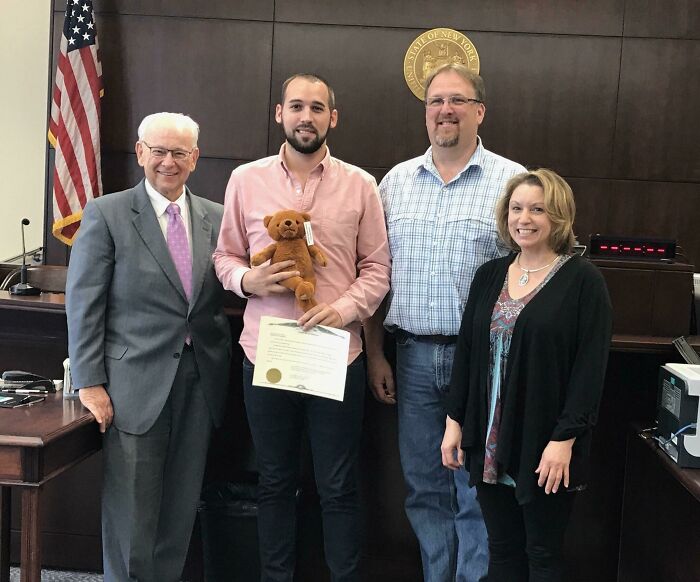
[213,73,391,582]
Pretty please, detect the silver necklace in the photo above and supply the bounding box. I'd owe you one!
[517,253,559,286]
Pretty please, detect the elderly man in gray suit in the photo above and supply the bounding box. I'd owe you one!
[66,112,232,582]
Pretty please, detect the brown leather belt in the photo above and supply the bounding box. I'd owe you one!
[395,329,457,345]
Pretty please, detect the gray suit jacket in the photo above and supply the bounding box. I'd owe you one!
[66,180,232,434]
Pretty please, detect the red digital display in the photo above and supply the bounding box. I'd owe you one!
[589,235,676,260]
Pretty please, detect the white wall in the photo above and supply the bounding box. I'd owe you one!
[0,0,52,261]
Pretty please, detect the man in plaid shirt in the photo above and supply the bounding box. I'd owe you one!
[364,63,525,582]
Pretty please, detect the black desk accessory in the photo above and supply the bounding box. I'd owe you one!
[1,370,56,393]
[0,393,46,408]
[9,218,41,296]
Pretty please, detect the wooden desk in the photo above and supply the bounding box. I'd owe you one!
[618,428,700,581]
[0,393,100,582]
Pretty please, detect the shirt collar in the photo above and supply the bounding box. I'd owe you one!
[144,179,188,218]
[419,135,485,182]
[277,142,331,179]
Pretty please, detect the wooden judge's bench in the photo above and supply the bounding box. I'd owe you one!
[0,254,699,581]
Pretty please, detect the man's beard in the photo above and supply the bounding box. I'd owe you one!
[434,126,459,148]
[434,118,460,148]
[285,124,329,154]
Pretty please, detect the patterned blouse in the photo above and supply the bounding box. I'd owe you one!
[483,255,571,485]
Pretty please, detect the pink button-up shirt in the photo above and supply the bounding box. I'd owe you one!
[213,144,391,364]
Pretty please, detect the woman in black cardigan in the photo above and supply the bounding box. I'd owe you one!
[441,169,612,582]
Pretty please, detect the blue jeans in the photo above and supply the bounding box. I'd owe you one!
[396,336,488,582]
[243,357,365,582]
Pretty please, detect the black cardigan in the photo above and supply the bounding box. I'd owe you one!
[446,254,613,505]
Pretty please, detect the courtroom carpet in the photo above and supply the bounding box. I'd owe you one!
[9,568,102,581]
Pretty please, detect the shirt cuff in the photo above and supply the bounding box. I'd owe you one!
[331,296,357,328]
[233,266,252,298]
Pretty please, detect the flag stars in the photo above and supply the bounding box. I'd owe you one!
[72,26,80,34]
[82,3,90,11]
[83,32,91,41]
[68,37,76,45]
[87,22,94,29]
[77,15,85,23]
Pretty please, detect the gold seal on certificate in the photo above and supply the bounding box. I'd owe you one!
[253,316,351,401]
[266,368,282,384]
[403,28,480,100]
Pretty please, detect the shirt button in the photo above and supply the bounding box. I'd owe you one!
[430,271,436,276]
[429,301,435,308]
[173,352,180,359]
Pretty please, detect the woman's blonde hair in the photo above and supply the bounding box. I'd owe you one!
[495,168,576,255]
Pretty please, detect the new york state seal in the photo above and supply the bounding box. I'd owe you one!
[404,28,480,100]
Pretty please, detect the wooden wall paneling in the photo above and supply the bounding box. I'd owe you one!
[474,33,622,177]
[363,167,390,184]
[606,186,680,240]
[55,0,274,21]
[605,181,700,266]
[568,178,700,267]
[613,38,700,182]
[100,153,243,205]
[564,177,612,245]
[673,185,700,267]
[623,0,700,39]
[269,24,429,168]
[274,0,625,37]
[95,15,273,160]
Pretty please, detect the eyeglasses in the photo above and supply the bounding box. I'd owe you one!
[141,142,194,161]
[424,95,483,108]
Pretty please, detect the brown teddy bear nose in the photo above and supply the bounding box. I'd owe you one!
[284,220,293,226]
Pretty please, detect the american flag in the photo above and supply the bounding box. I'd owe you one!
[48,0,103,245]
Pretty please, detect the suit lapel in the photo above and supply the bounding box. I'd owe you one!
[187,190,212,312]
[131,181,188,302]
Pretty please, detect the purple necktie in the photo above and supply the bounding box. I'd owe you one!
[166,203,192,300]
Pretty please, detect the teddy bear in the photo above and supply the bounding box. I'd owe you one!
[251,209,327,312]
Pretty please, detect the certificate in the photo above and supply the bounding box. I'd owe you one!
[253,316,350,401]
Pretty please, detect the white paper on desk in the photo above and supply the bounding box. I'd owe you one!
[253,316,350,401]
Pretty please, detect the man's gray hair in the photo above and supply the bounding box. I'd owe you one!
[137,112,200,144]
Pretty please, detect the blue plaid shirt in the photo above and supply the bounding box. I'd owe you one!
[380,138,526,336]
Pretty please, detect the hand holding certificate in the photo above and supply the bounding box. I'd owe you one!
[253,316,350,401]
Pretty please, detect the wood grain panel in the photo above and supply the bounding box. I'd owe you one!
[0,450,21,482]
[624,0,700,39]
[566,178,700,267]
[94,14,272,160]
[54,0,273,20]
[476,33,621,177]
[613,38,700,181]
[274,0,624,36]
[564,178,613,247]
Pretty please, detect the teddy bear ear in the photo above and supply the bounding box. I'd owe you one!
[263,215,273,227]
[301,212,311,222]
